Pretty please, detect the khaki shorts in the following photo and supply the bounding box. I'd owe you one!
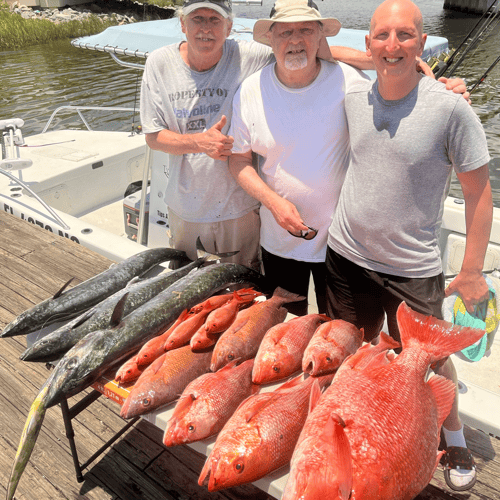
[168,208,261,271]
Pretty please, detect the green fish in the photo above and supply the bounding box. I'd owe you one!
[7,384,49,500]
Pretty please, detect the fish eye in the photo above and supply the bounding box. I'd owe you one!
[234,461,244,473]
[67,357,78,369]
[273,365,280,372]
[188,424,196,433]
[142,398,151,407]
[228,354,234,360]
[326,356,332,363]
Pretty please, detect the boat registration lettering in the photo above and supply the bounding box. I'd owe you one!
[3,203,80,244]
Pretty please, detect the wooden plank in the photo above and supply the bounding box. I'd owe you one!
[88,447,181,500]
[0,211,499,500]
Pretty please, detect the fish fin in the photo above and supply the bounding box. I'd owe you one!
[318,314,333,323]
[52,277,74,299]
[250,383,261,395]
[150,352,167,375]
[427,374,456,429]
[275,373,305,392]
[323,413,353,500]
[70,308,96,329]
[7,385,49,500]
[272,286,306,304]
[244,395,278,422]
[126,276,144,287]
[109,292,129,328]
[377,331,400,350]
[173,392,196,418]
[397,302,485,362]
[195,236,239,262]
[309,378,324,413]
[356,349,392,372]
[215,358,241,372]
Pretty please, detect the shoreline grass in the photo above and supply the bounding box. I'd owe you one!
[0,0,180,50]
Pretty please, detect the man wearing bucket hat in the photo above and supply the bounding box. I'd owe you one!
[139,0,375,269]
[228,0,377,315]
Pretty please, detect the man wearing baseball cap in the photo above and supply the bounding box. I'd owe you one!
[139,0,373,269]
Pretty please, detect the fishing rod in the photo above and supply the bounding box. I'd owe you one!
[468,53,500,93]
[433,0,500,79]
[446,9,500,78]
[432,4,494,78]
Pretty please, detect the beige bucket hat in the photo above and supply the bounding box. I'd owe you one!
[253,0,341,60]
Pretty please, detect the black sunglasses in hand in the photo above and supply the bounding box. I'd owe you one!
[287,224,318,240]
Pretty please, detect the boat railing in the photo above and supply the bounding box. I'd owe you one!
[42,105,139,133]
[1,119,71,230]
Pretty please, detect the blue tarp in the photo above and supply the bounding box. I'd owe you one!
[72,17,448,62]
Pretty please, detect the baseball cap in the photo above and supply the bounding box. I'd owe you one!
[182,0,232,18]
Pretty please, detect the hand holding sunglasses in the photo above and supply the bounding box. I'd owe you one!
[287,224,318,241]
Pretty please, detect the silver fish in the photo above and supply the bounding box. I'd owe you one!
[1,247,189,337]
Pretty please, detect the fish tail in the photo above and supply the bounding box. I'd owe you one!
[7,385,49,500]
[272,286,306,304]
[195,237,238,263]
[397,302,485,362]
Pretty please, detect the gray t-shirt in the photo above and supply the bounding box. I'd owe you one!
[140,39,274,223]
[328,76,490,277]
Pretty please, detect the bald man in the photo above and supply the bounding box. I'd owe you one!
[326,0,492,492]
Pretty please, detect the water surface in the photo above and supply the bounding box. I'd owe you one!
[1,0,499,203]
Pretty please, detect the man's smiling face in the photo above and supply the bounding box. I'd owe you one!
[181,7,232,58]
[366,0,426,81]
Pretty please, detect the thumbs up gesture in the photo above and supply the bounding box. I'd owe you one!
[196,115,234,160]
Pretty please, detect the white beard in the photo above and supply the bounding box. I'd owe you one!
[284,51,308,71]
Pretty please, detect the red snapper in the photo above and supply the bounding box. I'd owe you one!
[283,302,486,500]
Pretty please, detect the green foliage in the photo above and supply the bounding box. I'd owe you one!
[0,9,122,50]
[134,0,183,7]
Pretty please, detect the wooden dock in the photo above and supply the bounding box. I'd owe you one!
[0,210,499,500]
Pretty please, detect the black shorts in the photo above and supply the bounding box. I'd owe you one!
[325,247,445,343]
[261,246,327,316]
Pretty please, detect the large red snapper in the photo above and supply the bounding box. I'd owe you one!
[198,373,333,492]
[302,319,365,376]
[210,287,304,372]
[120,345,212,419]
[282,302,486,500]
[252,314,331,385]
[163,359,258,446]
